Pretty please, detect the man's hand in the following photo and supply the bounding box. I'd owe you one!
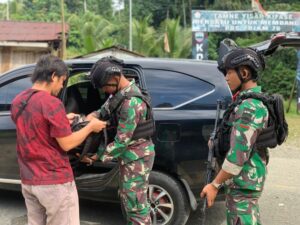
[86,111,99,121]
[89,118,106,133]
[76,153,99,166]
[66,113,79,124]
[200,183,219,208]
[208,139,213,149]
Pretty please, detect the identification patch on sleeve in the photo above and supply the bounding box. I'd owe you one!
[239,124,250,129]
[240,108,255,124]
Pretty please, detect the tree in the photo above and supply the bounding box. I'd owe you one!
[260,48,298,99]
[132,15,161,56]
[159,18,192,58]
[68,12,120,54]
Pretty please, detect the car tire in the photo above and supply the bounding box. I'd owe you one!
[148,171,190,225]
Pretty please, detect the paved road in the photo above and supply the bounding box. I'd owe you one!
[1,140,299,225]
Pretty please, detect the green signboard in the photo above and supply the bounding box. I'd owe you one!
[192,10,300,32]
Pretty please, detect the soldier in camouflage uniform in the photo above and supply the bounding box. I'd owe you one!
[87,56,155,225]
[201,47,268,225]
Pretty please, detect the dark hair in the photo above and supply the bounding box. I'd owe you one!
[31,54,68,83]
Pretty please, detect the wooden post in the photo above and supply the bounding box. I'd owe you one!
[286,77,297,113]
[182,0,186,28]
[2,47,12,73]
[60,0,66,59]
[129,0,132,51]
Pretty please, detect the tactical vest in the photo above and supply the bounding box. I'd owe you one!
[99,88,155,141]
[214,92,288,162]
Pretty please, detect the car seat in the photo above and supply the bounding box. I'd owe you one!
[65,85,85,114]
[85,84,105,114]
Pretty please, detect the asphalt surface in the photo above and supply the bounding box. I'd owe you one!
[0,140,299,225]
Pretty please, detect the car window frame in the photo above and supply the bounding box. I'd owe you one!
[143,68,216,110]
[0,75,32,113]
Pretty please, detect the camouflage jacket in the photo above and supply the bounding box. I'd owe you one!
[97,80,155,165]
[222,86,269,192]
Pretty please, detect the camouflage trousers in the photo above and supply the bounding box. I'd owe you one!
[226,189,262,225]
[119,155,154,225]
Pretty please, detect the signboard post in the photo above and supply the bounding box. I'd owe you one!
[297,50,300,113]
[192,32,208,60]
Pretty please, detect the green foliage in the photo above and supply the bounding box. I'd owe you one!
[160,18,192,58]
[1,0,299,98]
[235,33,270,47]
[0,4,6,19]
[13,0,61,21]
[285,99,299,116]
[211,0,248,10]
[67,11,121,53]
[132,15,161,56]
[260,48,297,99]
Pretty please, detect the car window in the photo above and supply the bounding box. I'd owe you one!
[0,77,32,111]
[65,69,142,114]
[65,72,108,114]
[144,69,214,108]
[67,72,89,87]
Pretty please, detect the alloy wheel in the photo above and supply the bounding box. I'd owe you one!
[148,184,174,225]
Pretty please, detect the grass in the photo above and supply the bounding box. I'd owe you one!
[285,99,299,116]
[284,99,300,144]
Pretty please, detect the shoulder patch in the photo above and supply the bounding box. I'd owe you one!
[240,111,253,124]
[239,124,250,129]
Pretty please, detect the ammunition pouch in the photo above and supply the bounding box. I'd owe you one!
[214,124,231,163]
[101,88,155,141]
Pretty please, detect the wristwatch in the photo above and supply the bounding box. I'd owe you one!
[211,181,222,190]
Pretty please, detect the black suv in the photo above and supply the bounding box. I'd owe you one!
[0,33,299,225]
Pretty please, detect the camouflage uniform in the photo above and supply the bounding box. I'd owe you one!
[97,80,155,225]
[222,86,269,225]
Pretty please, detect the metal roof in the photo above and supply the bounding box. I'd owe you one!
[73,45,145,59]
[0,21,69,42]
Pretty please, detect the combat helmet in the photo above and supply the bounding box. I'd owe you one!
[89,56,124,88]
[217,39,265,81]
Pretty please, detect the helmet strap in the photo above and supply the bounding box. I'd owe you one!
[233,67,252,93]
[112,76,121,95]
[231,68,244,93]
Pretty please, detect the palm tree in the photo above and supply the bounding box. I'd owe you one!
[132,15,162,56]
[160,18,192,58]
[68,12,120,53]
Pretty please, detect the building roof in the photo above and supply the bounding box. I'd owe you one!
[73,45,145,59]
[0,21,69,42]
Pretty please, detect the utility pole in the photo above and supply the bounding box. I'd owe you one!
[60,0,66,59]
[84,0,87,13]
[6,0,9,20]
[129,0,132,51]
[182,0,186,28]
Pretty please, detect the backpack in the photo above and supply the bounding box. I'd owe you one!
[215,92,288,161]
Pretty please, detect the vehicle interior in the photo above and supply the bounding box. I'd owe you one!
[63,68,141,178]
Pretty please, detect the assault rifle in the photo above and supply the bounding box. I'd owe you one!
[201,100,223,225]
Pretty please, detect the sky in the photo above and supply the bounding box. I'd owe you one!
[112,0,124,11]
